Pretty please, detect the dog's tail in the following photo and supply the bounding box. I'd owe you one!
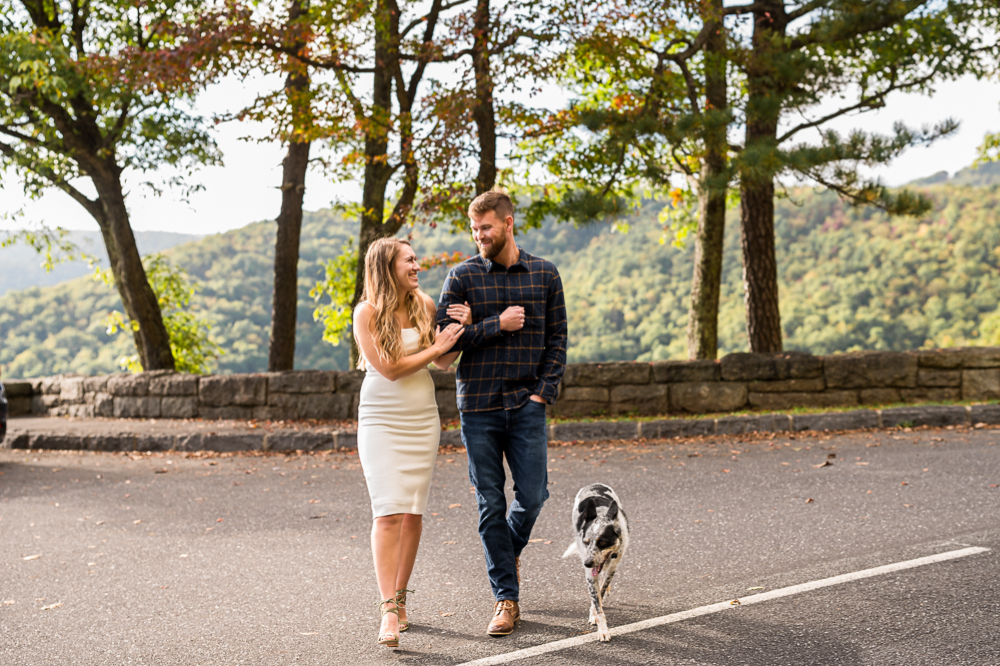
[561,541,579,558]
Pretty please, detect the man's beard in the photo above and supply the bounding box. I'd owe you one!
[478,233,506,260]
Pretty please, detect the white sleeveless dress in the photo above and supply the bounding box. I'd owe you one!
[358,328,441,517]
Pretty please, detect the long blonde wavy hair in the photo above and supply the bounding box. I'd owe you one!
[357,237,435,369]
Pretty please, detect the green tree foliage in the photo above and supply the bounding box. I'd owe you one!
[0,0,232,370]
[104,254,222,374]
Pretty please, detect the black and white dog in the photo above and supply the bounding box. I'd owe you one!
[562,483,630,641]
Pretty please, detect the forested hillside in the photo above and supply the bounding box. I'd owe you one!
[3,169,1000,379]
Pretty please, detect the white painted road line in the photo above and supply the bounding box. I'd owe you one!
[456,546,991,666]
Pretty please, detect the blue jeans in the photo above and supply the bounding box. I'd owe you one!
[460,400,550,602]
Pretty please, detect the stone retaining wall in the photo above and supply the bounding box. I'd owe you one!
[4,347,1000,421]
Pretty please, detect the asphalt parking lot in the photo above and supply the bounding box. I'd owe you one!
[2,425,999,665]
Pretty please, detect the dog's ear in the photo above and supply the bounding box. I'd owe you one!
[576,498,597,531]
[606,502,618,520]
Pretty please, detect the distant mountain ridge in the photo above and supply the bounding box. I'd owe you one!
[0,230,203,297]
[906,160,1000,188]
[2,164,1000,379]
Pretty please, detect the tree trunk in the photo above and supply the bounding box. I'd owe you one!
[92,171,176,370]
[471,0,497,196]
[268,0,312,372]
[739,1,785,353]
[686,1,728,360]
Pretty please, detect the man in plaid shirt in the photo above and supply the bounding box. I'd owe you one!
[436,190,567,636]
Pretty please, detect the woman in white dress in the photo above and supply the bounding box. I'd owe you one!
[353,237,468,648]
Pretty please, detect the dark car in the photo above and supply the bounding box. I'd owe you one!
[0,381,7,445]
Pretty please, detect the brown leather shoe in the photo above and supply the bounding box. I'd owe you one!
[487,600,520,636]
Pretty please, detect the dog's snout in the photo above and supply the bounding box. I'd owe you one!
[583,558,594,568]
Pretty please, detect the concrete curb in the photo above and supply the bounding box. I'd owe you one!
[4,404,1000,453]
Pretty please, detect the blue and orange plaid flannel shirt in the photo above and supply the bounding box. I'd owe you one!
[436,248,568,412]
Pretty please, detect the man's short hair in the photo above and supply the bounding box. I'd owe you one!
[468,189,514,223]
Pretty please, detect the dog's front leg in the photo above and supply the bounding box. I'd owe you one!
[599,552,622,601]
[587,570,611,641]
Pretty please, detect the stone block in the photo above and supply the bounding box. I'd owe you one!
[335,431,358,449]
[199,375,267,406]
[962,369,1000,401]
[60,377,85,403]
[970,404,1000,425]
[900,388,961,403]
[2,381,33,397]
[135,435,177,452]
[83,376,109,393]
[671,382,748,413]
[198,406,253,420]
[298,394,352,420]
[916,349,968,368]
[175,434,204,451]
[552,401,609,418]
[200,433,265,452]
[107,374,150,396]
[39,376,64,395]
[749,378,825,393]
[720,352,823,381]
[149,374,199,396]
[716,414,791,435]
[30,434,84,451]
[963,347,1000,368]
[113,397,161,418]
[7,396,32,416]
[652,360,720,384]
[31,394,61,413]
[336,370,365,393]
[266,370,335,394]
[610,384,668,416]
[66,404,95,418]
[82,433,135,451]
[6,433,30,449]
[824,351,918,389]
[639,418,716,439]
[440,430,463,447]
[161,397,198,419]
[550,421,639,442]
[264,432,336,452]
[917,368,962,388]
[749,390,858,410]
[429,369,457,390]
[93,393,114,417]
[436,391,459,420]
[792,410,880,432]
[881,406,969,428]
[563,362,651,387]
[859,388,902,405]
[560,386,610,403]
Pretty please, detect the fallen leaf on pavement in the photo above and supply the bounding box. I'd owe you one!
[901,481,908,486]
[813,461,833,468]
[805,498,815,503]
[22,555,40,561]
[443,541,457,545]
[439,612,455,617]
[730,599,741,605]
[95,521,105,525]
[747,586,765,591]
[133,519,142,524]
[855,462,869,466]
[41,603,62,610]
[528,538,543,543]
[2,600,14,605]
[300,632,318,636]
[448,504,461,509]
[179,554,188,558]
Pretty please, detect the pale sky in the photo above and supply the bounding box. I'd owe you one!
[2,73,998,237]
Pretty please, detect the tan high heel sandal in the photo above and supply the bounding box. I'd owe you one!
[376,598,400,647]
[394,588,415,632]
